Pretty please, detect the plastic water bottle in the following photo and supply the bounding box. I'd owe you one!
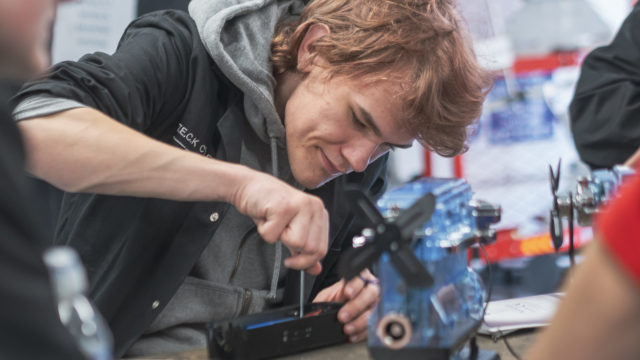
[43,246,113,360]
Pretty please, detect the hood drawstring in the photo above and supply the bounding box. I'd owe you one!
[267,136,282,301]
[188,0,303,305]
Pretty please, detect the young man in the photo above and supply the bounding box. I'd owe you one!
[12,0,491,356]
[0,0,83,358]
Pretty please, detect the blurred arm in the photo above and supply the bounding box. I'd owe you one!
[526,239,640,360]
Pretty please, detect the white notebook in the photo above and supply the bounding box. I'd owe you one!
[479,293,564,338]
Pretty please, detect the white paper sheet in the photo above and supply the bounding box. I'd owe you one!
[479,292,563,338]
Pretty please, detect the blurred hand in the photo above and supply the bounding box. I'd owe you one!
[231,170,329,275]
[312,269,380,342]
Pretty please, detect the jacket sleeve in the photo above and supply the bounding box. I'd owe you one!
[12,10,200,132]
[570,4,640,169]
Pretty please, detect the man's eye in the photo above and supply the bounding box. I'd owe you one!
[351,109,366,129]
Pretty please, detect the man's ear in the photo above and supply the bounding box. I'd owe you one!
[297,23,330,72]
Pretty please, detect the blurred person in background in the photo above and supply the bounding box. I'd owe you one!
[570,3,640,169]
[0,0,84,358]
[526,168,640,360]
[558,9,640,357]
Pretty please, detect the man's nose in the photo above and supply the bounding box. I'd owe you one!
[342,138,379,173]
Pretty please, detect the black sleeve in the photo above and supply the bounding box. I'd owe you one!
[12,10,200,132]
[570,4,640,169]
[0,84,84,359]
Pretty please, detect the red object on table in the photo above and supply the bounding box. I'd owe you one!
[472,227,593,264]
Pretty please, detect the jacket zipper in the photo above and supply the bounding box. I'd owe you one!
[239,288,252,316]
[228,226,256,284]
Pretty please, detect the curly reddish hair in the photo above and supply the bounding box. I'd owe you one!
[271,0,492,157]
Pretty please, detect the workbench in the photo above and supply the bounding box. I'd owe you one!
[128,329,536,360]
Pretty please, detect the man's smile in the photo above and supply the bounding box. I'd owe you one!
[319,148,343,175]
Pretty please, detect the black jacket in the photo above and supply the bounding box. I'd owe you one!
[570,3,640,169]
[14,11,388,357]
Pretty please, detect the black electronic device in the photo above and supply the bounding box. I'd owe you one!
[207,302,348,359]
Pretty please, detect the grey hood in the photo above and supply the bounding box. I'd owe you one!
[188,0,308,306]
[188,0,306,147]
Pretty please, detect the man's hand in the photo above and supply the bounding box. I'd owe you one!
[18,108,329,275]
[231,170,329,275]
[312,269,380,342]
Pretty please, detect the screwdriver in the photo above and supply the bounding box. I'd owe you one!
[299,269,304,318]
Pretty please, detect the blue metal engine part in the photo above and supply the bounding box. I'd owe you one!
[365,178,500,357]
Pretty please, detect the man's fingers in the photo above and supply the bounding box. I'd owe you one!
[279,218,311,252]
[284,254,322,275]
[238,175,329,275]
[307,262,322,275]
[344,269,378,299]
[256,217,287,244]
[344,308,373,342]
[344,275,366,298]
[280,202,328,256]
[338,283,380,323]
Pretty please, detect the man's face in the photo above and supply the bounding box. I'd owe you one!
[0,0,60,78]
[284,66,414,189]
